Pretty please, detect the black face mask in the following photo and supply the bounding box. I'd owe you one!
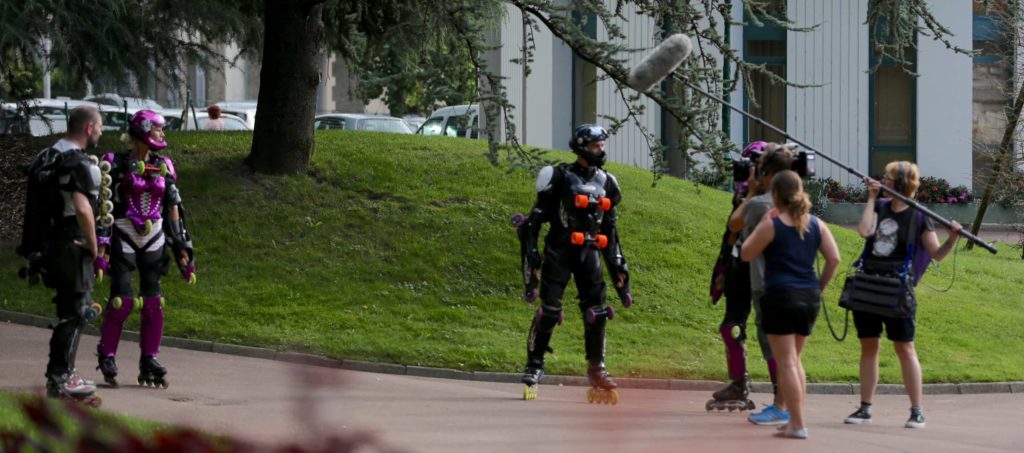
[579,150,606,167]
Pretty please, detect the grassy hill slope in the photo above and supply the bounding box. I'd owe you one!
[2,131,1021,383]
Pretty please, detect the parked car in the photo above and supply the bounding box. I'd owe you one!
[416,104,479,139]
[314,113,413,134]
[402,115,426,132]
[0,109,67,136]
[1,99,143,135]
[162,108,251,131]
[216,101,258,130]
[86,93,164,112]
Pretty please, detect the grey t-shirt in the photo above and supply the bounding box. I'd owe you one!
[741,192,773,291]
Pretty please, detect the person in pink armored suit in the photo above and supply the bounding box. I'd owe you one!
[93,109,196,388]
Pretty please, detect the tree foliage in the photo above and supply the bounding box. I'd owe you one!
[0,0,262,102]
[1,0,984,178]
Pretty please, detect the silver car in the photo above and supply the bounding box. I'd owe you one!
[314,113,413,134]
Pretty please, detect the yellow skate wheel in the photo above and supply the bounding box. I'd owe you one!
[608,389,619,405]
[523,385,537,400]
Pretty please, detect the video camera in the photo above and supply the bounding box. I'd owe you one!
[792,149,816,178]
[732,142,816,182]
[731,141,767,183]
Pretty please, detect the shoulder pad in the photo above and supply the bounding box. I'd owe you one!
[65,151,101,197]
[161,155,177,180]
[535,166,557,193]
[604,172,622,204]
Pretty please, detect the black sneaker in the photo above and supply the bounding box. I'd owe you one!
[905,408,926,429]
[844,406,872,424]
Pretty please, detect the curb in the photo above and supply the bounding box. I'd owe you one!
[3,309,1021,395]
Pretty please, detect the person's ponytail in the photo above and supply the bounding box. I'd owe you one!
[772,170,813,239]
[789,191,811,239]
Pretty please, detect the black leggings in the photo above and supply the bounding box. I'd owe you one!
[47,289,90,378]
[108,230,168,298]
[721,258,752,329]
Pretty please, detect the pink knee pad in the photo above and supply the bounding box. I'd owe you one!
[98,296,135,357]
[139,296,165,357]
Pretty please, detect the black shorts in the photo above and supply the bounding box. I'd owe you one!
[853,310,916,342]
[760,288,821,336]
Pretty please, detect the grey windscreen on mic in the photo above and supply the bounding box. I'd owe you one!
[626,34,693,93]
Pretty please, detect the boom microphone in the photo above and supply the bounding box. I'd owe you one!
[626,34,997,254]
[626,34,692,92]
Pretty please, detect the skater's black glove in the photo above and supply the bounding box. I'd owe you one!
[614,269,632,308]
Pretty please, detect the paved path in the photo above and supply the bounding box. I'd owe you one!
[1,322,1020,452]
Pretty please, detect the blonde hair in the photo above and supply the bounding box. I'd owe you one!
[884,161,920,197]
[119,132,134,148]
[771,170,812,239]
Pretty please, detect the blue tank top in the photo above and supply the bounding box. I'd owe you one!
[763,216,821,291]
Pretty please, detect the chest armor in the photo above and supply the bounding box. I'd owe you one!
[121,157,168,234]
[559,167,608,234]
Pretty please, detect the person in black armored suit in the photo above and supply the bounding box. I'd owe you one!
[17,106,105,406]
[512,124,633,404]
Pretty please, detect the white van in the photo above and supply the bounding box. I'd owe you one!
[417,104,479,139]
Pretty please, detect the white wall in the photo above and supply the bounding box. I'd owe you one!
[787,0,870,186]
[596,1,662,169]
[523,14,571,151]
[729,1,747,149]
[917,1,974,188]
[500,5,525,145]
[223,43,247,102]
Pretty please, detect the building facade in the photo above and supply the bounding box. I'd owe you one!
[491,0,1015,189]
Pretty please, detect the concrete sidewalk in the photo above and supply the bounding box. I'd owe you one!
[2,322,1021,452]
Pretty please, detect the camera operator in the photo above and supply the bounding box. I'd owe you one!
[706,141,765,412]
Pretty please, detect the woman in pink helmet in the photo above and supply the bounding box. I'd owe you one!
[93,109,196,389]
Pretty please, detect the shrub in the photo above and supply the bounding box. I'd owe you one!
[817,175,972,205]
[915,176,952,203]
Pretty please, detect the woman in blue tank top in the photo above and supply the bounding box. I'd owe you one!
[741,170,841,439]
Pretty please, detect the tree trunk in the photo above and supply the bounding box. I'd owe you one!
[966,78,1024,250]
[245,0,325,175]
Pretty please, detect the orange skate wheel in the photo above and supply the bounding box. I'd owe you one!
[574,194,590,209]
[595,234,608,249]
[598,197,612,211]
[571,232,585,246]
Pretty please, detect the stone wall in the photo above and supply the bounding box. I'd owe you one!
[972,60,1012,187]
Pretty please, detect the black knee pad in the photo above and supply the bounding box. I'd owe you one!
[585,305,615,324]
[534,305,563,330]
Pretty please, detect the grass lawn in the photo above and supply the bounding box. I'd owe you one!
[0,390,163,445]
[2,131,1022,384]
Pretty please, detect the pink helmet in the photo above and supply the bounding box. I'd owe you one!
[742,140,768,159]
[129,110,168,151]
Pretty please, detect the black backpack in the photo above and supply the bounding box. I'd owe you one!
[16,147,70,284]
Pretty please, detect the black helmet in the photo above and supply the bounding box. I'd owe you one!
[569,124,609,166]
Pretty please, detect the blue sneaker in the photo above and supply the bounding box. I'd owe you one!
[748,404,790,425]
